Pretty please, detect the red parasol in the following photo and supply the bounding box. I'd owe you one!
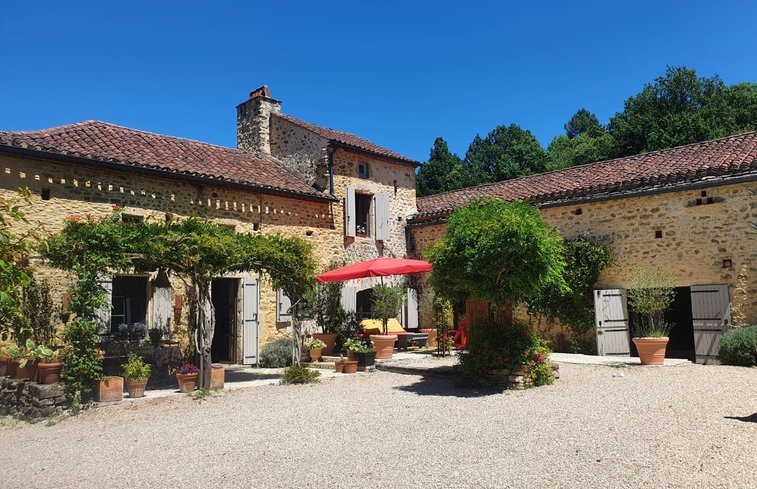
[315,257,432,283]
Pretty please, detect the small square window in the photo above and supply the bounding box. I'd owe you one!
[40,188,51,200]
[358,162,370,179]
[654,230,663,239]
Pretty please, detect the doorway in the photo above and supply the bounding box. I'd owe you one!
[356,288,374,320]
[211,278,238,363]
[629,287,695,361]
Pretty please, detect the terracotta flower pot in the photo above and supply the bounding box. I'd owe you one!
[95,376,124,402]
[370,335,397,360]
[343,360,358,374]
[126,378,148,398]
[421,328,438,348]
[334,360,345,373]
[14,360,38,381]
[7,359,18,378]
[633,337,669,365]
[176,372,198,393]
[309,347,323,363]
[312,333,337,355]
[37,361,64,384]
[0,356,8,377]
[346,350,356,361]
[211,364,225,390]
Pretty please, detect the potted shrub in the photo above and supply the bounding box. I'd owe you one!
[342,338,362,361]
[15,339,43,381]
[343,338,375,368]
[176,363,199,393]
[304,337,326,363]
[95,375,124,402]
[121,353,151,398]
[627,268,675,365]
[308,272,347,354]
[370,285,403,359]
[37,347,64,384]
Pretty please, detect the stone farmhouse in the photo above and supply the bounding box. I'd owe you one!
[408,132,756,363]
[1,85,754,365]
[0,86,419,365]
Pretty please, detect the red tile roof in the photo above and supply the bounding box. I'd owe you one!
[0,120,332,201]
[274,113,419,165]
[413,131,757,224]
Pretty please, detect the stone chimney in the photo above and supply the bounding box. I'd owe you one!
[236,85,282,155]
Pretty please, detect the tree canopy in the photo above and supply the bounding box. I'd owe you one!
[463,124,547,183]
[416,137,469,196]
[424,198,566,325]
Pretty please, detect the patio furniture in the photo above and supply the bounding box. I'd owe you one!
[359,319,429,351]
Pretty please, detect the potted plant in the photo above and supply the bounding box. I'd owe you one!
[176,363,199,393]
[121,353,151,398]
[627,267,676,365]
[37,347,64,384]
[309,279,346,355]
[95,374,124,402]
[353,342,376,369]
[15,339,44,381]
[343,357,358,374]
[334,355,345,373]
[369,284,403,359]
[148,328,164,349]
[304,337,326,363]
[342,338,362,360]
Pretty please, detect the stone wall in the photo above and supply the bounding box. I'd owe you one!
[408,181,757,328]
[0,153,344,352]
[0,377,70,422]
[270,116,329,186]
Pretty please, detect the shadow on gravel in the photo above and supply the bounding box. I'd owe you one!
[394,375,506,398]
[725,413,757,423]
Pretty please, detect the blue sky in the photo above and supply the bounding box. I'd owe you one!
[1,1,756,163]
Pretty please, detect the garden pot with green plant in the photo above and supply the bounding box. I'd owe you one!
[122,353,151,398]
[304,337,326,363]
[370,284,404,360]
[627,268,675,366]
[37,347,64,384]
[344,339,376,368]
[14,339,49,381]
[176,363,199,393]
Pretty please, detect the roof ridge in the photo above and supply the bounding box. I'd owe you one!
[417,130,757,202]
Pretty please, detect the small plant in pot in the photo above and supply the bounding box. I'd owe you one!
[344,338,376,368]
[121,353,151,398]
[176,362,199,393]
[304,337,327,363]
[15,339,47,381]
[627,267,675,365]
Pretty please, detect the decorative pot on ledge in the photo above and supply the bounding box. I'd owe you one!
[95,376,124,402]
[176,373,198,393]
[342,360,358,374]
[126,379,148,398]
[312,333,337,355]
[633,337,669,365]
[14,360,38,381]
[370,335,397,360]
[37,361,64,384]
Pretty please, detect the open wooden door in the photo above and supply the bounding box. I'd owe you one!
[242,278,259,365]
[594,289,631,356]
[690,284,730,364]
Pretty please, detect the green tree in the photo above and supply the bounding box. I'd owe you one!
[370,284,404,334]
[463,124,547,183]
[416,137,470,196]
[425,198,566,326]
[564,108,605,138]
[546,133,614,171]
[607,66,757,156]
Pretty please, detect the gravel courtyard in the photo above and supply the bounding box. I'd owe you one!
[2,362,755,488]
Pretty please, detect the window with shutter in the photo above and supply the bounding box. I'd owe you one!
[375,193,390,241]
[345,188,356,237]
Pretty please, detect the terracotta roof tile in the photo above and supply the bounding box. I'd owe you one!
[273,113,419,165]
[0,120,331,201]
[413,131,757,223]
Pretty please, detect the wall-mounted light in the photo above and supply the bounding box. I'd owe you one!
[722,259,733,269]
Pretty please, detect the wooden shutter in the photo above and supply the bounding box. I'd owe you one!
[242,278,259,365]
[690,285,730,364]
[277,289,292,322]
[375,193,390,241]
[151,285,173,332]
[345,187,356,237]
[95,274,113,332]
[594,289,631,356]
[341,285,356,313]
[405,288,419,330]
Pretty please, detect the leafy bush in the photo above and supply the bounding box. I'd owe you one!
[121,353,151,380]
[60,318,104,396]
[717,325,757,366]
[280,365,320,385]
[371,284,404,333]
[457,320,555,387]
[259,338,293,368]
[627,267,675,337]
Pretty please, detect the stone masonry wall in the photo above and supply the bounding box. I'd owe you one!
[0,377,70,422]
[0,153,344,351]
[270,116,329,186]
[408,181,756,328]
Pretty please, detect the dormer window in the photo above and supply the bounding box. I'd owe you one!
[358,162,370,179]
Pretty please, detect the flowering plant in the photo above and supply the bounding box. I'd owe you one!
[177,363,199,375]
[116,322,147,340]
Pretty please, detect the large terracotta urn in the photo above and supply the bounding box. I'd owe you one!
[370,335,397,360]
[312,333,337,355]
[633,337,669,365]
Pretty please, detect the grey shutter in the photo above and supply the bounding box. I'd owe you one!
[242,278,260,365]
[345,187,356,237]
[405,288,419,330]
[151,285,173,333]
[690,285,730,364]
[375,193,390,241]
[341,285,356,313]
[277,289,292,322]
[95,274,113,332]
[594,289,631,356]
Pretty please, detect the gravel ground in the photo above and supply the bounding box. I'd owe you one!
[1,362,755,489]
